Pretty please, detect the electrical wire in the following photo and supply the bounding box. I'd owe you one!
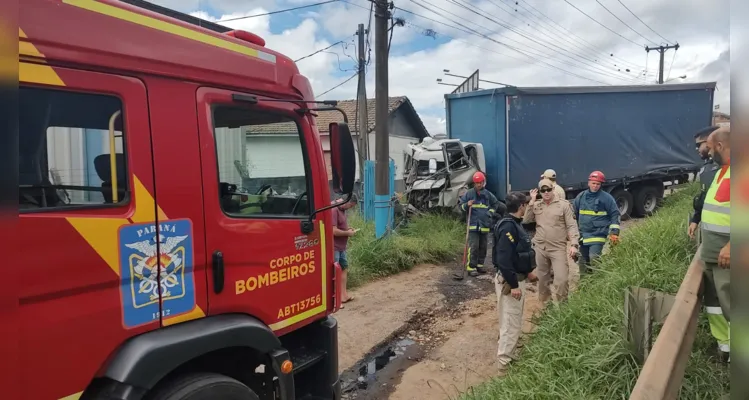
[401,0,629,84]
[513,0,651,73]
[666,48,677,82]
[594,0,658,46]
[295,39,349,62]
[218,0,339,22]
[559,0,643,47]
[615,0,673,45]
[317,72,359,97]
[438,0,643,83]
[396,14,610,85]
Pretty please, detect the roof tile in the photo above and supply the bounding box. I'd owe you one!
[315,96,406,135]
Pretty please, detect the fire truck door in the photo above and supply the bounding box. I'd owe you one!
[146,78,210,327]
[196,87,328,330]
[19,65,160,399]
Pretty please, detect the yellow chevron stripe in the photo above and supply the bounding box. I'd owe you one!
[58,391,82,400]
[63,0,276,63]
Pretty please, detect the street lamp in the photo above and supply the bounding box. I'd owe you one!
[436,78,458,87]
[442,69,512,87]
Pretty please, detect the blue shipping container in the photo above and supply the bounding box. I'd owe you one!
[445,83,716,200]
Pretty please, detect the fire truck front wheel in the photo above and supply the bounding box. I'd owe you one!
[147,372,260,400]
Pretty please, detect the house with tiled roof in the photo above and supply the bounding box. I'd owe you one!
[314,96,430,190]
[212,96,429,196]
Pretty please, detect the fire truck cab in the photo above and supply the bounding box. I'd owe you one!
[19,1,356,399]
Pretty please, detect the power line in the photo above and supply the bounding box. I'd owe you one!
[559,0,643,47]
[218,0,339,22]
[404,0,635,84]
[666,47,677,82]
[513,0,652,73]
[295,39,350,62]
[594,0,658,46]
[317,72,359,97]
[395,11,610,85]
[615,0,673,44]
[439,0,643,83]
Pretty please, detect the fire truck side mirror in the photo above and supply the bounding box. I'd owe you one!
[329,122,356,195]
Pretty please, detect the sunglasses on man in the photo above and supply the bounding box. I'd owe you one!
[695,141,706,149]
[539,187,553,194]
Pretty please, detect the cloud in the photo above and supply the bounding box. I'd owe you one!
[152,0,730,132]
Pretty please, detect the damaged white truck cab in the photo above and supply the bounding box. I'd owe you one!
[403,136,486,212]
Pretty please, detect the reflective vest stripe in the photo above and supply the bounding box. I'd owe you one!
[703,203,730,214]
[579,210,607,216]
[702,222,730,234]
[583,237,607,244]
[702,166,730,234]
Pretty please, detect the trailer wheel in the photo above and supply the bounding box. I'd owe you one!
[147,372,261,400]
[610,188,633,221]
[633,186,660,217]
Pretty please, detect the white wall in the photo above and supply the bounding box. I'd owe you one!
[245,135,305,178]
[214,127,246,185]
[45,127,122,204]
[322,133,419,182]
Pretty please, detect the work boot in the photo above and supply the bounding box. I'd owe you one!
[467,266,479,277]
[476,266,489,274]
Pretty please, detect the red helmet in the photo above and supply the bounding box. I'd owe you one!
[472,171,486,184]
[588,170,606,183]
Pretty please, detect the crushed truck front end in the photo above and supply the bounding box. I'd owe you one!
[403,137,486,213]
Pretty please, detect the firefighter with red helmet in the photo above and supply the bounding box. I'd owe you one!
[459,171,502,277]
[572,170,621,274]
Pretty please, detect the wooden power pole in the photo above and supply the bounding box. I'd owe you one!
[374,0,390,238]
[356,23,368,178]
[645,44,680,84]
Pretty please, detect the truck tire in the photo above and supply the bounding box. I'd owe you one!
[633,186,660,217]
[610,188,633,221]
[148,373,261,400]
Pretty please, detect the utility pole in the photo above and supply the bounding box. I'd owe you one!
[645,43,679,84]
[356,23,368,183]
[374,0,390,238]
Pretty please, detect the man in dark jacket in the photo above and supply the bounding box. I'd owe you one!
[689,125,720,240]
[459,171,501,277]
[492,191,537,373]
[572,170,621,274]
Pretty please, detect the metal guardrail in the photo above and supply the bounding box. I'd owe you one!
[629,251,704,400]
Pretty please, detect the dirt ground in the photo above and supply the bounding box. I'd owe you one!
[335,217,642,400]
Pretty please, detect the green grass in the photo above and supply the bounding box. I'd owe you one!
[463,184,730,400]
[343,210,466,288]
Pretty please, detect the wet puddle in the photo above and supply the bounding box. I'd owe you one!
[341,337,423,399]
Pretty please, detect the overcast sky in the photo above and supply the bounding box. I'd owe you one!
[152,0,730,135]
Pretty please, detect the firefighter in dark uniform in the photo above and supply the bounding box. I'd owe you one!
[459,171,502,277]
[688,125,729,362]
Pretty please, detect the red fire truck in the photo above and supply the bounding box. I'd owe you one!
[19,0,356,399]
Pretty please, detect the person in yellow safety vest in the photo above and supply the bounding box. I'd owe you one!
[572,171,621,274]
[701,125,731,363]
[459,171,502,277]
[688,125,729,363]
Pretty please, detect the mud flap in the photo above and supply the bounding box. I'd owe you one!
[271,349,295,400]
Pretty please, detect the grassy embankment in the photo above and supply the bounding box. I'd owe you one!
[343,210,466,289]
[465,184,730,400]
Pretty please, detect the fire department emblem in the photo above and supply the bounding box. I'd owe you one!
[118,219,196,329]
